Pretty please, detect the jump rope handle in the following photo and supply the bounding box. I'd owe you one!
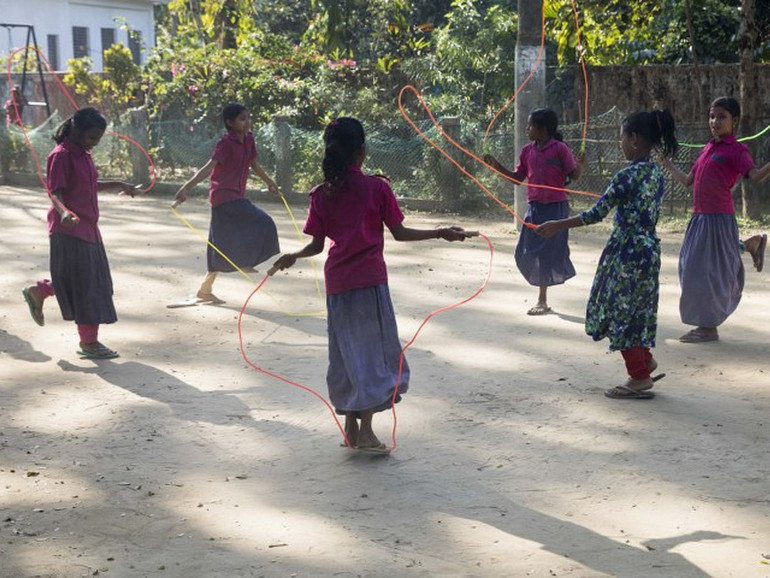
[171,199,181,209]
[463,230,480,238]
[267,265,279,276]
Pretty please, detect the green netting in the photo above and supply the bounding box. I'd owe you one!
[3,107,768,217]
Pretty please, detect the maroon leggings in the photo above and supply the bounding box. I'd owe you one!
[620,346,653,380]
[36,279,99,343]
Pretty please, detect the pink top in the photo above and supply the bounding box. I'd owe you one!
[303,166,405,295]
[691,135,755,214]
[512,139,577,203]
[209,131,257,207]
[46,139,101,243]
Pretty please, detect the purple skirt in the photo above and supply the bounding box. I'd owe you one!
[50,233,117,325]
[207,198,280,273]
[679,213,744,327]
[515,201,576,286]
[326,284,409,415]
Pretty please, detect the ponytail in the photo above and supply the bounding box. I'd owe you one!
[322,117,365,191]
[622,109,678,159]
[53,107,107,144]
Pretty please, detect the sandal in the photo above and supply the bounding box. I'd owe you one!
[679,328,718,343]
[77,343,119,359]
[604,384,655,400]
[527,303,552,316]
[22,287,45,326]
[753,234,767,272]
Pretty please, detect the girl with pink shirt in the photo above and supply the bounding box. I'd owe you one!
[272,117,469,453]
[22,107,139,359]
[484,108,584,315]
[174,103,280,304]
[661,97,770,343]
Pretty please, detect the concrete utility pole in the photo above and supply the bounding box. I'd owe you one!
[514,0,545,228]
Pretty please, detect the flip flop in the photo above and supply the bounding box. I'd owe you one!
[166,296,200,308]
[77,345,119,359]
[604,384,655,400]
[679,328,719,343]
[22,288,44,326]
[355,443,391,454]
[755,233,767,272]
[527,304,552,316]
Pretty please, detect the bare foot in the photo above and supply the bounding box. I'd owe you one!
[343,413,358,448]
[196,290,225,304]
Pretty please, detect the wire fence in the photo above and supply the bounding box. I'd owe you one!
[2,106,769,217]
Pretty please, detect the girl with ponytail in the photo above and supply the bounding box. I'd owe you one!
[22,107,140,358]
[272,117,470,452]
[537,109,678,400]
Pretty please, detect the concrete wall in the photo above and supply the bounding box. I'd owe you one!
[550,63,770,126]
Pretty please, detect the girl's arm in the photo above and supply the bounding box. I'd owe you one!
[272,236,325,271]
[569,151,586,181]
[250,159,280,196]
[174,159,216,204]
[536,215,584,238]
[747,160,770,183]
[50,187,79,227]
[388,223,468,242]
[98,180,138,196]
[659,156,694,187]
[483,154,525,182]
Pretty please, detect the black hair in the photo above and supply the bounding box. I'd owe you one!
[529,108,562,141]
[223,102,247,129]
[622,109,678,159]
[710,96,740,118]
[322,117,365,191]
[52,107,107,144]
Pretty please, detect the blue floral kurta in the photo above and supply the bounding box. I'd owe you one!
[580,159,664,351]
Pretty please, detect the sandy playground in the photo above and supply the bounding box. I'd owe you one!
[1,183,770,578]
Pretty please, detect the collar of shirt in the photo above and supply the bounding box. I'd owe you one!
[62,137,88,157]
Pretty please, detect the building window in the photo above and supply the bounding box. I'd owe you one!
[128,30,142,64]
[47,34,59,70]
[72,26,89,59]
[101,28,115,59]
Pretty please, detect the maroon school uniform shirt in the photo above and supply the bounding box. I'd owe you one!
[512,139,577,203]
[303,166,405,295]
[209,131,257,207]
[46,139,102,243]
[690,135,755,214]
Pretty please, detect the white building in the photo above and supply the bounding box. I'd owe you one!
[1,0,169,72]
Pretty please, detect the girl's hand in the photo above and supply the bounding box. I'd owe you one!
[118,182,139,197]
[483,154,501,171]
[438,226,470,242]
[272,253,297,271]
[267,181,281,196]
[61,210,79,227]
[535,221,561,239]
[173,187,189,206]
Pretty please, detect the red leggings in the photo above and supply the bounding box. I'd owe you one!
[36,279,99,343]
[620,346,653,380]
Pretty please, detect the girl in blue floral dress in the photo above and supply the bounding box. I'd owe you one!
[537,110,678,399]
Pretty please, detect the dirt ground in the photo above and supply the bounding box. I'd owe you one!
[2,184,770,578]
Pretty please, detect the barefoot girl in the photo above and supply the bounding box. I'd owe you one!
[272,117,469,451]
[22,107,140,358]
[537,110,678,399]
[660,97,770,342]
[484,108,584,315]
[174,103,280,303]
